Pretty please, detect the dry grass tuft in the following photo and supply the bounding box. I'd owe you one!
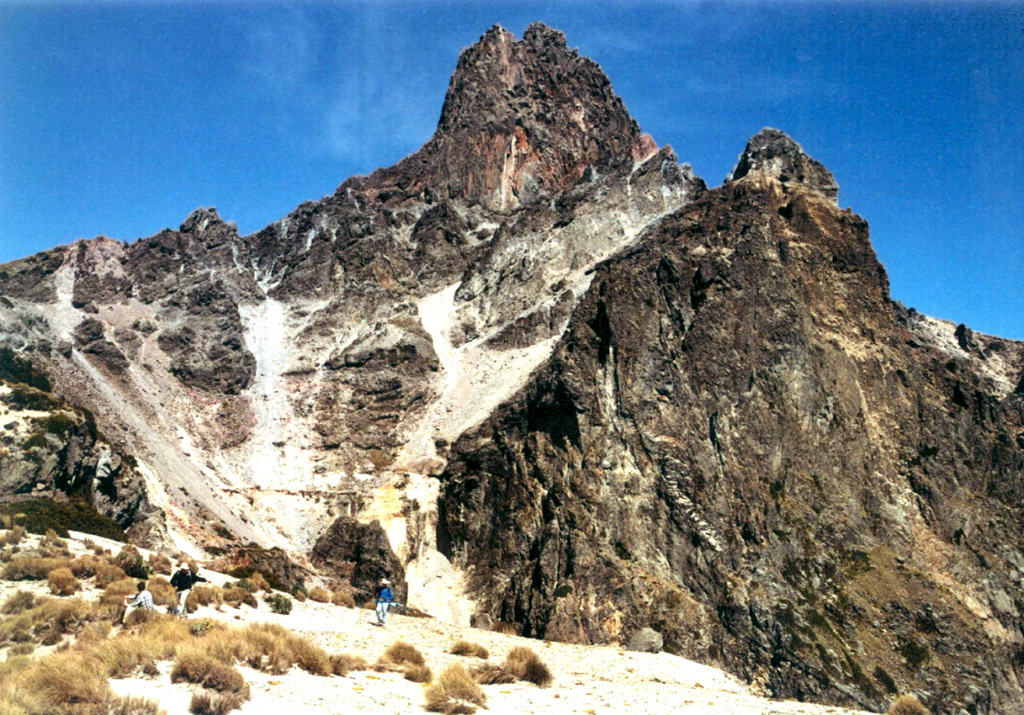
[1,589,35,615]
[108,693,165,714]
[77,621,112,645]
[504,646,552,687]
[221,587,258,609]
[425,663,486,714]
[47,566,80,596]
[172,648,249,695]
[2,556,71,581]
[404,663,433,683]
[450,640,489,659]
[330,652,368,676]
[308,586,330,603]
[20,650,110,708]
[888,694,931,715]
[1,524,27,546]
[471,663,516,685]
[94,561,127,587]
[148,552,172,575]
[379,640,425,667]
[288,633,331,675]
[147,577,178,609]
[248,572,270,592]
[8,642,36,656]
[190,585,222,608]
[189,689,248,715]
[331,590,356,608]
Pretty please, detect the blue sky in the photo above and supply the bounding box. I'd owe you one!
[1,1,1021,338]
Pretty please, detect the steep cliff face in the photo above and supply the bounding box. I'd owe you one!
[1,22,1022,715]
[437,134,1024,713]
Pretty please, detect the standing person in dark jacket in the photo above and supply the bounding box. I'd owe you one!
[170,561,207,618]
[374,578,394,626]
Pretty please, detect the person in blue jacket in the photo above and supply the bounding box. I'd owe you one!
[375,578,394,626]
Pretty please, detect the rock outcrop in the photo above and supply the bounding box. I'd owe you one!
[1,22,1022,715]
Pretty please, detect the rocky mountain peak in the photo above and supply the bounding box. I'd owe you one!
[179,206,226,234]
[727,128,839,203]
[367,22,657,210]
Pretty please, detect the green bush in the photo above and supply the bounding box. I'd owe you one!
[266,594,292,615]
[114,545,150,579]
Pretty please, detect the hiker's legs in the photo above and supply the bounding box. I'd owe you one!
[376,601,389,624]
[122,603,136,624]
[177,589,190,617]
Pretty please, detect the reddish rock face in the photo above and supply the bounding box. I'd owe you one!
[367,22,657,210]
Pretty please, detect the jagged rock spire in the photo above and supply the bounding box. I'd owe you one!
[363,22,658,211]
[727,128,839,203]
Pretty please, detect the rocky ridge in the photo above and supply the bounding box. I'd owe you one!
[1,22,1023,715]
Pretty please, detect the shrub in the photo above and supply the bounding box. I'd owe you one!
[189,691,243,715]
[249,572,270,592]
[42,528,67,548]
[9,642,35,656]
[191,585,222,608]
[266,594,292,615]
[504,646,552,687]
[331,590,356,608]
[48,566,80,596]
[330,653,368,676]
[148,552,172,575]
[875,666,898,694]
[109,694,164,714]
[450,640,489,659]
[222,587,258,609]
[309,586,330,603]
[94,561,127,587]
[405,663,433,683]
[20,651,110,709]
[77,621,112,644]
[290,637,331,676]
[1,524,27,546]
[2,556,70,581]
[102,578,143,608]
[172,649,249,694]
[148,577,178,608]
[471,664,516,684]
[380,640,425,667]
[1,590,36,615]
[189,690,248,715]
[115,545,150,579]
[69,554,102,578]
[888,694,931,715]
[425,663,486,714]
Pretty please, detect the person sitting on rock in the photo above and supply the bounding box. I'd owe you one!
[121,581,154,624]
[170,561,207,618]
[375,578,395,626]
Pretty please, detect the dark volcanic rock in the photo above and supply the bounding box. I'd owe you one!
[312,516,407,602]
[728,128,840,203]
[438,138,1024,714]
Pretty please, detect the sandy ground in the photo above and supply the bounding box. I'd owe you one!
[1,532,871,715]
